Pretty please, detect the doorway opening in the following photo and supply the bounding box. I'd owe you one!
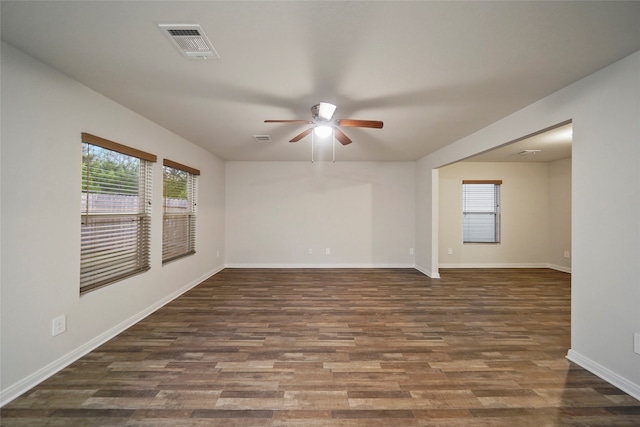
[437,120,572,272]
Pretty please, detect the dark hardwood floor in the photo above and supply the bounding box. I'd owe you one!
[2,268,639,426]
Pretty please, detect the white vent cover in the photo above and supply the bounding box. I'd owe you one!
[253,135,272,142]
[158,23,220,59]
[516,149,542,155]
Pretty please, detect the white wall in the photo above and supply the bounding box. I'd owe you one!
[225,161,415,267]
[415,166,439,277]
[416,50,640,398]
[0,42,226,404]
[2,38,637,406]
[548,158,572,272]
[438,162,551,268]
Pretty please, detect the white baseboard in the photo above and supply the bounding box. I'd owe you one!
[225,263,442,280]
[0,265,224,407]
[438,263,571,273]
[548,263,572,273]
[225,263,416,269]
[415,264,440,278]
[566,349,640,401]
[438,262,550,269]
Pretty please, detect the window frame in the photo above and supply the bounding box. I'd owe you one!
[162,159,199,264]
[462,179,502,244]
[80,133,157,294]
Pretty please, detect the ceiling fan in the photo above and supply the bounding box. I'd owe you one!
[264,102,383,145]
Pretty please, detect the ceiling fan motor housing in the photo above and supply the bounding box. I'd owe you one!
[264,102,382,145]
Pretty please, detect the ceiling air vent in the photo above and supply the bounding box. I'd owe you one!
[253,135,272,143]
[516,149,542,156]
[158,23,220,59]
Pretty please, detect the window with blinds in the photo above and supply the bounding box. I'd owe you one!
[162,159,199,264]
[462,180,502,243]
[80,133,156,293]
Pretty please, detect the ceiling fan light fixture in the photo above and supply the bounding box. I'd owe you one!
[314,125,333,138]
[264,102,382,148]
[315,102,337,121]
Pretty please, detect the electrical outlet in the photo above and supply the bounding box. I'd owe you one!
[216,250,220,258]
[564,251,570,259]
[325,248,331,255]
[52,315,66,336]
[447,248,453,255]
[409,248,414,255]
[308,248,313,255]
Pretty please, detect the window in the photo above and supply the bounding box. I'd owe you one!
[81,133,156,293]
[463,180,502,243]
[162,159,199,264]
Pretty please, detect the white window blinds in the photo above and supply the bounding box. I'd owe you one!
[463,180,502,243]
[162,159,199,264]
[80,133,156,293]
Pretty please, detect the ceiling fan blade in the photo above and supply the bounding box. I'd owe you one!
[289,128,313,143]
[265,120,314,124]
[335,119,384,129]
[334,128,352,146]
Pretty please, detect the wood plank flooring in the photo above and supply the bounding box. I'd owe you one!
[2,268,639,426]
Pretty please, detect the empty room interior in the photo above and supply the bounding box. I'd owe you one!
[1,1,640,426]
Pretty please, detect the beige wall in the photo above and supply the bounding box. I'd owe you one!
[439,162,555,268]
[548,158,572,271]
[225,161,415,267]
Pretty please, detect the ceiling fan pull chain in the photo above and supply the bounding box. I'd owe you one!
[311,131,314,163]
[332,129,336,163]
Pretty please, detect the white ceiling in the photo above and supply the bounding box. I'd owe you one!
[463,122,572,163]
[2,1,640,162]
